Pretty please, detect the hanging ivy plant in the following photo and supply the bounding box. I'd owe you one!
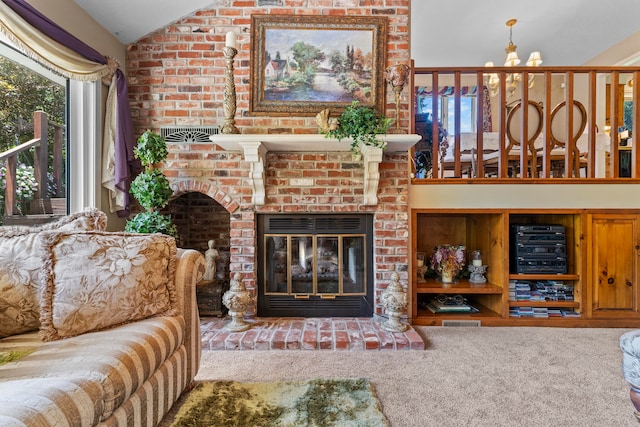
[325,101,393,155]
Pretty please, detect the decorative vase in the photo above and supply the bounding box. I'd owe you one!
[380,272,409,332]
[222,272,252,332]
[441,268,455,284]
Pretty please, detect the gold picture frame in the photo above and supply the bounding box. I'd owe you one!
[249,14,388,116]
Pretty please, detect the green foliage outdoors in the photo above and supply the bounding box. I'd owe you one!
[325,101,392,154]
[0,57,65,153]
[0,56,66,219]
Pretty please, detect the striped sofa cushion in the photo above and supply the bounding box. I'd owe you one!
[98,346,188,427]
[0,315,184,425]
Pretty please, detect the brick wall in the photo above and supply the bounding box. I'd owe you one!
[126,1,411,317]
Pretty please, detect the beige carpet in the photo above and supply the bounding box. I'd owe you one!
[162,326,637,426]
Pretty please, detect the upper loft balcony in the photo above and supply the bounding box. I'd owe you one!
[411,66,640,183]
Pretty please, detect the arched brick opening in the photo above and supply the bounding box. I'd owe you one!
[161,182,258,316]
[162,191,231,281]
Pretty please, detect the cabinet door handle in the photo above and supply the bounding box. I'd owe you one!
[607,277,615,285]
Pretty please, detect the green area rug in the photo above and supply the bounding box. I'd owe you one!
[0,348,35,366]
[169,378,389,427]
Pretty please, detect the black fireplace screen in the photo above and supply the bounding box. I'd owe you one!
[258,214,373,317]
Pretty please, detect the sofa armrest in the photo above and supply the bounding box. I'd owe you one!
[174,248,205,384]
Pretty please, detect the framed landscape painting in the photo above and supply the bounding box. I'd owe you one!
[250,14,388,116]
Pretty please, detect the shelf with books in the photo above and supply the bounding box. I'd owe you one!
[509,306,581,319]
[509,301,580,308]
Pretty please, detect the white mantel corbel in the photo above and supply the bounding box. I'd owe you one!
[210,134,421,206]
[359,144,383,205]
[238,141,267,205]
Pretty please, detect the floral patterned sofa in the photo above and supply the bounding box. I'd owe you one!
[620,330,640,422]
[0,208,204,427]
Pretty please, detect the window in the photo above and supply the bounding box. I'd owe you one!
[0,37,102,217]
[0,40,67,216]
[417,92,477,136]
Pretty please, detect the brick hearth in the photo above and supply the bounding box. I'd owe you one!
[200,317,425,351]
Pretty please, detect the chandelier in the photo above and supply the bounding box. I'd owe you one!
[485,19,543,96]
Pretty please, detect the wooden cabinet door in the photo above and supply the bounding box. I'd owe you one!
[588,215,640,318]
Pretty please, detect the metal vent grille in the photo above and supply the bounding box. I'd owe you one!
[442,320,482,327]
[315,217,362,231]
[160,126,219,143]
[266,215,365,233]
[268,217,314,232]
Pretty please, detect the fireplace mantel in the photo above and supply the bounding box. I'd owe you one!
[210,134,421,206]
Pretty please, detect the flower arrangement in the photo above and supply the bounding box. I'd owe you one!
[430,245,466,278]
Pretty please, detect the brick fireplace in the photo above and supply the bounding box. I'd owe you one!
[125,2,413,319]
[159,133,417,318]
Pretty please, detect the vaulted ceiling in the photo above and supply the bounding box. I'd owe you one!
[74,0,640,66]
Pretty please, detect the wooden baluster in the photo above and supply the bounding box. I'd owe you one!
[475,71,484,178]
[611,71,620,178]
[541,71,552,178]
[632,70,639,178]
[586,71,597,178]
[453,72,461,177]
[497,72,507,178]
[53,123,64,197]
[431,72,439,178]
[5,155,16,216]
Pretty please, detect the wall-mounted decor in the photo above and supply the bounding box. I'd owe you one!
[250,14,387,116]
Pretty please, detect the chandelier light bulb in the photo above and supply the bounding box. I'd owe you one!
[485,18,542,97]
[504,51,521,66]
[526,51,543,67]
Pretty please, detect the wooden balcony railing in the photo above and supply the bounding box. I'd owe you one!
[411,66,640,182]
[0,110,65,217]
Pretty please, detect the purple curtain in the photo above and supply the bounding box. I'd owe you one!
[3,0,138,217]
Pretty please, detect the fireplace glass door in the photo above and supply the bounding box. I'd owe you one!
[264,234,366,297]
[258,214,373,317]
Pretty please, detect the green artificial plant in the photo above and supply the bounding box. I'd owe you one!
[325,101,393,155]
[125,129,178,237]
